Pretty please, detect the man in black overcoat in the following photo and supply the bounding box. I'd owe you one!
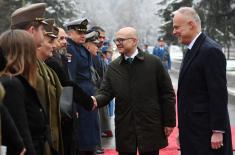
[173,7,233,155]
[92,27,176,155]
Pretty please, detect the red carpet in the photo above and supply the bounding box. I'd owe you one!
[104,127,235,155]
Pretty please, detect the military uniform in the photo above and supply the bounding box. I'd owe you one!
[65,20,101,154]
[35,19,64,155]
[36,60,63,154]
[152,38,171,71]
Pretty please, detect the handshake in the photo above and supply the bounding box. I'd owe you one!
[70,83,98,111]
[74,94,97,111]
[91,96,97,110]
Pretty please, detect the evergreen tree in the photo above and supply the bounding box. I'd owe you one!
[0,0,79,32]
[157,0,193,44]
[157,0,234,59]
[0,0,22,32]
[24,0,79,27]
[195,0,235,59]
[38,0,78,27]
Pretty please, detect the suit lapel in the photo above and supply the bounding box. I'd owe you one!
[178,33,207,87]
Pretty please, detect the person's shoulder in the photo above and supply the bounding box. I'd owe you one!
[144,51,161,61]
[44,63,59,77]
[109,56,122,66]
[79,45,90,55]
[67,44,76,52]
[67,38,76,45]
[203,36,222,52]
[137,51,162,68]
[0,76,21,85]
[45,56,61,67]
[0,76,24,92]
[196,33,217,49]
[202,34,219,47]
[200,36,225,59]
[67,39,80,51]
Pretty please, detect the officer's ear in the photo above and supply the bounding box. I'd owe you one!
[27,25,36,34]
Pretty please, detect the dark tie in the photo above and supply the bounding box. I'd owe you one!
[180,48,191,70]
[126,57,133,64]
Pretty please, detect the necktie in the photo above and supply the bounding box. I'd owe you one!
[126,57,133,64]
[180,48,191,70]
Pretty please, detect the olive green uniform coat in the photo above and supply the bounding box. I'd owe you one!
[36,60,63,154]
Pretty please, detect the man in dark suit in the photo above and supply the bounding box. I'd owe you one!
[173,7,233,155]
[92,27,176,155]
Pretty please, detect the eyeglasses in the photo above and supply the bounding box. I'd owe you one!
[113,38,134,44]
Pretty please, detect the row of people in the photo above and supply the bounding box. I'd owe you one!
[0,3,233,155]
[90,7,233,155]
[0,3,98,155]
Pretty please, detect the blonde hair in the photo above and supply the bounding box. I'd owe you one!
[0,30,37,87]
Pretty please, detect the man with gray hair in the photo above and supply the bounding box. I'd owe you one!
[173,7,233,155]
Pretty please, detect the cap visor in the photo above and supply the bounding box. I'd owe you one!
[41,20,48,25]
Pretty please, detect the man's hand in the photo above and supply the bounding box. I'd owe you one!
[164,127,174,137]
[20,148,26,155]
[75,112,79,118]
[176,133,180,146]
[91,96,97,110]
[211,132,223,149]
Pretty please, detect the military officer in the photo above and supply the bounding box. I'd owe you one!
[65,19,101,155]
[36,19,64,155]
[11,3,48,47]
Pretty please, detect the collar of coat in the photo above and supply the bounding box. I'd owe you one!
[119,47,144,64]
[67,37,83,47]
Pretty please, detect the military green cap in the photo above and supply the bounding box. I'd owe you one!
[11,3,48,27]
[44,18,59,38]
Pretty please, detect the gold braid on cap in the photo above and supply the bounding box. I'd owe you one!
[34,17,48,26]
[75,28,87,32]
[35,17,44,21]
[44,32,53,35]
